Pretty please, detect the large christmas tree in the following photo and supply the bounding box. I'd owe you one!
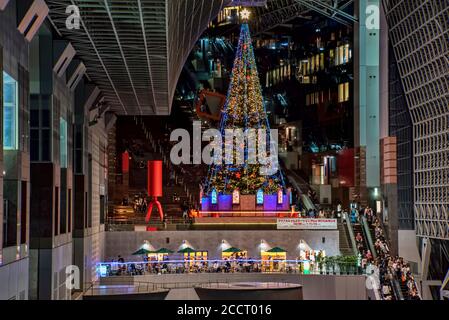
[205,23,285,195]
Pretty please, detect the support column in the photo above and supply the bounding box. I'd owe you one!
[354,0,381,207]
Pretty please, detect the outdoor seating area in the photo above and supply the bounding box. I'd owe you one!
[100,240,361,277]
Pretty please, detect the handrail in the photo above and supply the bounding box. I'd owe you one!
[344,213,359,256]
[86,279,297,297]
[361,216,377,260]
[391,278,404,300]
[96,259,364,278]
[285,170,319,211]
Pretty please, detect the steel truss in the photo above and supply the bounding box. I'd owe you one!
[250,0,356,34]
[45,0,224,116]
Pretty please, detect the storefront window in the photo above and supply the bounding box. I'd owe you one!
[329,49,335,66]
[338,83,344,102]
[344,82,350,101]
[3,72,18,150]
[344,44,349,63]
[339,46,344,65]
[338,82,350,102]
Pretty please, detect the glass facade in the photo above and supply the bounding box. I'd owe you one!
[3,72,18,150]
[60,118,67,168]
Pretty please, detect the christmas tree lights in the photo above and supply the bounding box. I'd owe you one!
[206,23,285,195]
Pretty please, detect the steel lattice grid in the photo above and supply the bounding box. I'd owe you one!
[45,0,224,116]
[384,0,449,240]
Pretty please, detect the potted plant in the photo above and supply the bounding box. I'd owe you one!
[317,255,324,274]
[325,256,336,275]
[339,255,357,275]
[334,256,343,275]
[346,255,358,274]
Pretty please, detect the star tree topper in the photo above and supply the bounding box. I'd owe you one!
[240,8,251,20]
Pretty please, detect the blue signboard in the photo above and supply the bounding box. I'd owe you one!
[211,189,218,205]
[256,189,264,205]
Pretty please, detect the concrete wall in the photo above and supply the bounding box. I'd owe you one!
[105,230,340,261]
[87,124,107,282]
[398,230,421,273]
[0,0,109,300]
[101,273,368,300]
[0,0,31,301]
[0,258,29,300]
[51,242,73,300]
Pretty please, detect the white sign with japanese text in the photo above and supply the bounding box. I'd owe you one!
[277,218,338,230]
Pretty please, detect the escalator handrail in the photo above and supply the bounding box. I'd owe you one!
[285,170,319,211]
[361,216,378,260]
[344,213,359,256]
[391,278,404,300]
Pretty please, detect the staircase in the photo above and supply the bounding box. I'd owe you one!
[110,205,135,222]
[338,223,353,256]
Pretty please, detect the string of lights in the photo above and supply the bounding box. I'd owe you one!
[206,23,285,195]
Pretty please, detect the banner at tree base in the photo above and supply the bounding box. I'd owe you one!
[277,218,338,230]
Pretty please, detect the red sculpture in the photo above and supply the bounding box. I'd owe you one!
[122,150,130,173]
[145,160,164,222]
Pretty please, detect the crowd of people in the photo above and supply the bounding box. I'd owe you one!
[334,202,421,300]
[371,219,420,300]
[102,251,359,277]
[101,257,360,277]
[338,205,375,224]
[133,194,148,214]
[103,258,286,276]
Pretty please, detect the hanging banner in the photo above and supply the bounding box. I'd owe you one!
[277,189,283,204]
[232,189,240,204]
[277,218,338,230]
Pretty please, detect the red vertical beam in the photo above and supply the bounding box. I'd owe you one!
[122,151,129,173]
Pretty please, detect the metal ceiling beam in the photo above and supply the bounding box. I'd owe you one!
[137,0,157,114]
[252,0,310,34]
[251,0,357,34]
[46,0,224,115]
[295,0,357,27]
[67,0,128,114]
[103,0,143,115]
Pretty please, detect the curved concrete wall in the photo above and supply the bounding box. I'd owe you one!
[195,284,303,300]
[100,273,368,300]
[83,290,169,300]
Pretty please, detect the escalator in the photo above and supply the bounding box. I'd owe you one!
[352,223,369,255]
[399,279,410,300]
[285,169,319,212]
[300,194,316,212]
[361,216,377,259]
[343,213,358,256]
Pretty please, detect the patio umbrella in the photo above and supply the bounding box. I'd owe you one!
[266,247,287,253]
[178,247,197,254]
[132,248,153,255]
[156,248,174,254]
[222,247,243,253]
